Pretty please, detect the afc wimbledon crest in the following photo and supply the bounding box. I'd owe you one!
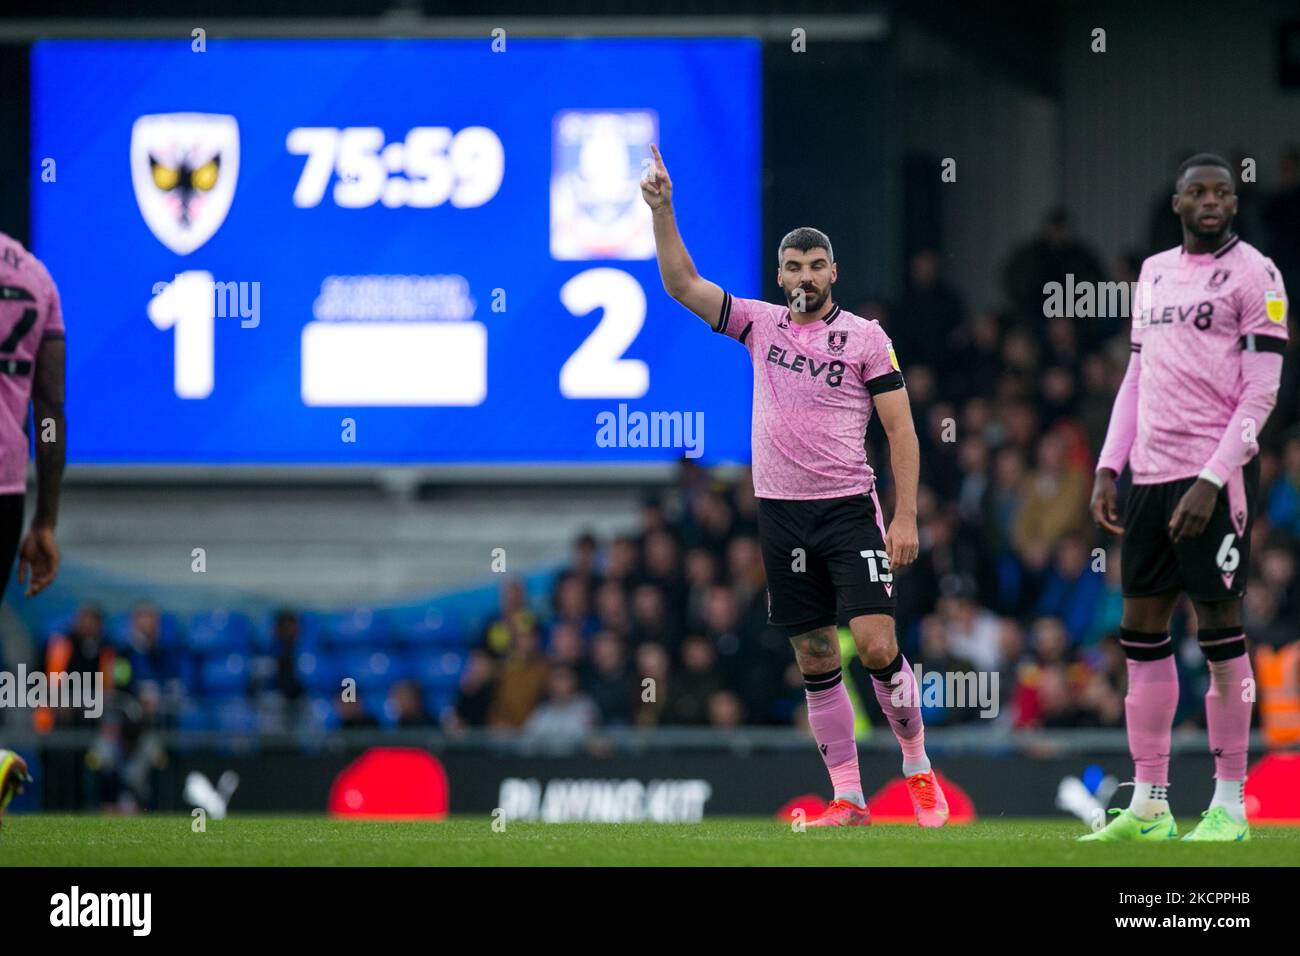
[131,113,239,255]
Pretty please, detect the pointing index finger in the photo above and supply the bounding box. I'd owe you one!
[650,143,665,171]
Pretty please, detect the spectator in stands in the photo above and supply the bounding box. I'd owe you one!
[250,608,304,705]
[1256,536,1298,623]
[725,536,765,619]
[121,601,188,724]
[915,615,977,727]
[546,622,586,670]
[701,584,748,688]
[1079,350,1120,457]
[1011,618,1070,729]
[1043,315,1081,375]
[896,248,966,371]
[388,679,432,728]
[563,531,601,601]
[1039,365,1079,432]
[683,546,720,634]
[1266,435,1300,538]
[682,489,735,556]
[629,583,672,649]
[664,634,723,725]
[731,475,759,537]
[1243,582,1291,649]
[583,631,635,725]
[995,618,1029,721]
[707,689,745,729]
[336,696,378,729]
[1078,661,1126,730]
[1085,546,1124,646]
[1002,206,1105,328]
[632,642,669,727]
[592,580,631,637]
[488,625,549,729]
[602,536,640,592]
[938,581,1003,673]
[551,573,598,641]
[448,649,496,732]
[1035,534,1104,644]
[1262,145,1300,290]
[43,603,116,729]
[948,311,1004,403]
[642,529,687,632]
[521,666,597,752]
[980,447,1026,599]
[481,577,537,658]
[1013,431,1089,573]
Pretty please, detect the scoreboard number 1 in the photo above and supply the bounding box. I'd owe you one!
[148,270,215,399]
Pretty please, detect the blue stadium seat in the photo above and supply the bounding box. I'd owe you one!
[322,608,392,648]
[41,611,75,643]
[296,650,340,694]
[213,698,259,734]
[305,694,340,731]
[340,649,398,691]
[187,610,253,656]
[178,700,211,732]
[410,650,466,690]
[199,652,250,698]
[393,608,463,648]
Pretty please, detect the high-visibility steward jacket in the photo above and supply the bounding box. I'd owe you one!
[1258,643,1300,748]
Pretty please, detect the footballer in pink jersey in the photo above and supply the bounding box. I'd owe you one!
[1084,155,1287,843]
[0,231,64,824]
[0,232,63,599]
[642,145,948,828]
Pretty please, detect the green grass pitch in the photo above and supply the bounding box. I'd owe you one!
[2,815,1299,865]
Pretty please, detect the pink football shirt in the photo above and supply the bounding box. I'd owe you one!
[716,293,904,500]
[0,233,64,495]
[1130,236,1288,484]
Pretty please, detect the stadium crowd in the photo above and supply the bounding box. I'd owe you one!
[12,162,1300,805]
[459,176,1300,743]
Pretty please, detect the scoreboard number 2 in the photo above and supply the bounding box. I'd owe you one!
[559,268,649,399]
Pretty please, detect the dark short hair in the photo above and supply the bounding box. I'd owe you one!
[778,227,834,264]
[1176,153,1233,189]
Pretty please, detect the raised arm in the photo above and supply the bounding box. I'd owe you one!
[20,335,64,596]
[640,144,726,326]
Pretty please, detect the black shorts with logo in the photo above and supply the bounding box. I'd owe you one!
[1121,457,1259,603]
[757,491,895,636]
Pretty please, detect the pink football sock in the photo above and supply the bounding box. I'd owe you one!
[870,654,929,770]
[1205,650,1253,781]
[804,670,862,797]
[1125,655,1178,786]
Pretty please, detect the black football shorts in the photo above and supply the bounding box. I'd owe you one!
[757,491,896,637]
[1121,457,1258,603]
